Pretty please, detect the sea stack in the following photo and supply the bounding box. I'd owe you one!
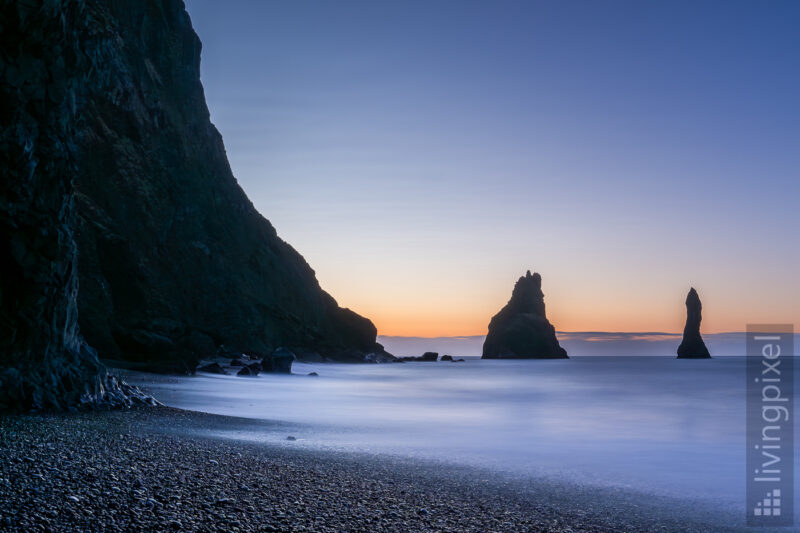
[676,288,711,359]
[482,271,568,359]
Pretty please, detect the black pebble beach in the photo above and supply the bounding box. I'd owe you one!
[0,407,744,532]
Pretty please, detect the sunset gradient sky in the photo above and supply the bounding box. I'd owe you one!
[184,0,799,336]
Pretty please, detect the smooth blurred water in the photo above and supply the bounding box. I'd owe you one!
[129,357,751,507]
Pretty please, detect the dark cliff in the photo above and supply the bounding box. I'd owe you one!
[67,0,384,370]
[0,0,387,409]
[676,288,711,359]
[482,271,568,359]
[0,0,153,410]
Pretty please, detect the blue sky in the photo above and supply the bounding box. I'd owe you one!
[184,0,799,335]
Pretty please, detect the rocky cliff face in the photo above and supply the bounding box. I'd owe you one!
[0,0,387,409]
[0,0,154,410]
[66,0,385,370]
[676,288,710,359]
[482,271,568,359]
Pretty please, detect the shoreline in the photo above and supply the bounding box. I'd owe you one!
[0,406,747,532]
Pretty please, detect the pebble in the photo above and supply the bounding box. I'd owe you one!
[0,408,738,532]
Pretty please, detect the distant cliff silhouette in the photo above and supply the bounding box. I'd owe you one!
[482,271,568,359]
[676,288,711,359]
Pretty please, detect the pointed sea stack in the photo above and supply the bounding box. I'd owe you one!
[676,288,711,359]
[482,271,568,359]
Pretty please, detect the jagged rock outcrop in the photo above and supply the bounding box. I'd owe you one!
[399,352,439,362]
[482,271,568,359]
[264,348,294,374]
[0,0,155,411]
[676,288,711,359]
[364,346,401,364]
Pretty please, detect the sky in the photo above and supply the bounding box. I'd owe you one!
[184,0,799,337]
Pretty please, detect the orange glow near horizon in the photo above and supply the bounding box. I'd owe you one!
[367,310,797,338]
[333,272,800,338]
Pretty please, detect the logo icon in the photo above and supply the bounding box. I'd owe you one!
[753,489,781,517]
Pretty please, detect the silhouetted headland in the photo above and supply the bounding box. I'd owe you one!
[0,0,395,412]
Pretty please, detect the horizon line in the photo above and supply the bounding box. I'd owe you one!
[377,330,781,339]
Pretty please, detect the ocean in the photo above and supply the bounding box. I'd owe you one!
[126,356,765,513]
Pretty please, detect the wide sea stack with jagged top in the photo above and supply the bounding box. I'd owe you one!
[0,0,386,409]
[482,271,568,359]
